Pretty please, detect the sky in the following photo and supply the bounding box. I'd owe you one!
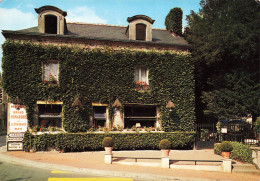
[0,0,201,72]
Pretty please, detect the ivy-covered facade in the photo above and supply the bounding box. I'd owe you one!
[2,6,195,133]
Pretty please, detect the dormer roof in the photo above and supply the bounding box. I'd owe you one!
[35,5,67,16]
[127,15,155,24]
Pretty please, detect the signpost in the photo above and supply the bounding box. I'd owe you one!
[7,103,27,151]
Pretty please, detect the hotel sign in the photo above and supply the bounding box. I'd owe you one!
[9,104,28,133]
[8,104,27,151]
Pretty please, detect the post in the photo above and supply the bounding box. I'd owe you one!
[105,154,112,164]
[222,159,232,173]
[161,157,170,168]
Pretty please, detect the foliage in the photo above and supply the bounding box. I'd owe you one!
[215,142,253,163]
[159,139,171,149]
[23,131,195,152]
[255,117,260,135]
[2,41,195,132]
[102,137,114,147]
[165,7,183,36]
[219,141,233,152]
[216,121,223,142]
[185,0,260,121]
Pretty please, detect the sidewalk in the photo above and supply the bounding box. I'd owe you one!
[0,135,259,181]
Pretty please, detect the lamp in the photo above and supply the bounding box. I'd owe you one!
[166,100,175,111]
[72,96,82,110]
[112,99,122,108]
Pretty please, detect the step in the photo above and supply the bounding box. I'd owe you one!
[232,164,258,171]
[232,170,260,175]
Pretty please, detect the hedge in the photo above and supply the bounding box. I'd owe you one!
[23,131,195,152]
[2,41,195,133]
[214,141,253,163]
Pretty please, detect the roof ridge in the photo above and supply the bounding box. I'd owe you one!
[67,22,127,28]
[67,22,167,31]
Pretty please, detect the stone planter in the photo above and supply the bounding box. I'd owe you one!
[221,151,231,159]
[161,149,170,157]
[104,147,113,155]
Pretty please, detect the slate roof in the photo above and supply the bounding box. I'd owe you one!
[3,22,189,47]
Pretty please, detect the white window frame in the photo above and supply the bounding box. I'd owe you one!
[42,60,59,82]
[135,66,149,85]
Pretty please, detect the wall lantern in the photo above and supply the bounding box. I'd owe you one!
[166,100,175,111]
[13,96,23,110]
[72,96,83,110]
[112,99,122,108]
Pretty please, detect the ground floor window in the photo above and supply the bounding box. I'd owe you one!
[93,106,107,128]
[38,104,62,128]
[124,105,156,128]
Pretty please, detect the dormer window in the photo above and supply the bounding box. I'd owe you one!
[136,24,146,41]
[127,15,155,42]
[45,15,57,34]
[35,6,67,35]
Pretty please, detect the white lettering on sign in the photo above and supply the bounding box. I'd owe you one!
[9,103,28,133]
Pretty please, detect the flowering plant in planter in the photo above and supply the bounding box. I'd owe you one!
[136,81,149,91]
[49,73,57,84]
[159,139,171,157]
[219,141,233,159]
[102,137,114,154]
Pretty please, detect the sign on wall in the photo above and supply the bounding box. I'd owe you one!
[7,103,27,151]
[9,103,27,133]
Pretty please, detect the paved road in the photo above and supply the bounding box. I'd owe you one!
[0,162,136,181]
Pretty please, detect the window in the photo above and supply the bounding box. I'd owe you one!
[124,105,156,128]
[93,106,107,128]
[43,61,59,83]
[38,104,62,128]
[136,23,146,41]
[135,66,149,91]
[45,15,57,34]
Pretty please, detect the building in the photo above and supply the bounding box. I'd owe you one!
[2,6,195,133]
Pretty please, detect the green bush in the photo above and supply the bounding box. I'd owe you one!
[159,139,171,149]
[214,142,253,163]
[219,141,233,152]
[23,131,195,152]
[102,137,114,147]
[255,117,260,135]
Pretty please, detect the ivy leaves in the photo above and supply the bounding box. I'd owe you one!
[2,41,195,132]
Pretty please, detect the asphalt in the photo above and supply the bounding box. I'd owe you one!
[0,135,259,181]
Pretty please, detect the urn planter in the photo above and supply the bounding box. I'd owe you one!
[221,151,231,159]
[161,149,170,158]
[104,147,113,155]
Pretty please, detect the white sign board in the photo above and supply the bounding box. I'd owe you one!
[9,104,28,133]
[7,142,23,151]
[221,128,228,134]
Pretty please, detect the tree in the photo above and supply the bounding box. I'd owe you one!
[165,7,183,36]
[185,0,260,122]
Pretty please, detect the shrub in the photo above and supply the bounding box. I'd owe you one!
[159,139,171,149]
[102,137,114,147]
[230,142,253,163]
[214,141,253,163]
[255,117,260,136]
[23,131,195,152]
[219,141,233,152]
